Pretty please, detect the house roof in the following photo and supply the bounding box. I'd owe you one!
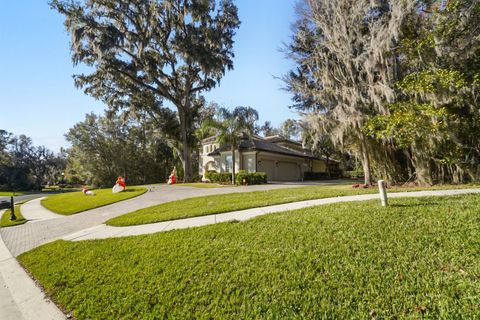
[263,135,303,147]
[207,136,319,160]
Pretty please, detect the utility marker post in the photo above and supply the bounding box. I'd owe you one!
[378,180,388,206]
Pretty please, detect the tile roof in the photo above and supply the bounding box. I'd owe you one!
[207,137,318,159]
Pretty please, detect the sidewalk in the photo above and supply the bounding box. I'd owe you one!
[63,188,480,241]
[0,227,64,320]
[20,198,63,222]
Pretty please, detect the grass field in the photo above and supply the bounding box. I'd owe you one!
[19,194,480,319]
[0,205,27,227]
[107,183,480,226]
[41,187,147,215]
[0,191,26,196]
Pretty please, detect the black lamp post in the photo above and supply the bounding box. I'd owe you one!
[9,193,16,221]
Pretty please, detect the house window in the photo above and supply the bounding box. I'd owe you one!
[225,155,233,172]
[246,157,255,173]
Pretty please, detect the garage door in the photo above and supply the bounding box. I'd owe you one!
[258,160,275,181]
[277,162,299,181]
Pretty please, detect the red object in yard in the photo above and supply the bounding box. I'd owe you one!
[167,167,177,185]
[116,176,126,188]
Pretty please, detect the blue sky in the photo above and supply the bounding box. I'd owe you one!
[0,1,298,151]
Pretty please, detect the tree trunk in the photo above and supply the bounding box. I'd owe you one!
[411,146,433,186]
[325,156,331,179]
[231,143,236,185]
[359,135,372,185]
[178,108,193,182]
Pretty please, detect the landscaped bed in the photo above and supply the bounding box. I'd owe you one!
[41,187,147,215]
[106,183,480,226]
[19,194,480,319]
[0,204,27,227]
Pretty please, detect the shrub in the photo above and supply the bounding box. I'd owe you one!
[344,168,364,179]
[236,171,267,185]
[205,171,232,184]
[304,171,342,180]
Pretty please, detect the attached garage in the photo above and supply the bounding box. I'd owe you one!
[257,156,303,181]
[277,161,299,181]
[258,159,275,180]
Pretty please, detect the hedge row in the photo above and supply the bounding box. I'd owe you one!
[204,170,268,185]
[204,171,232,184]
[235,171,267,185]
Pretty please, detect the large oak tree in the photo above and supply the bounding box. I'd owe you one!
[285,0,414,185]
[51,0,240,181]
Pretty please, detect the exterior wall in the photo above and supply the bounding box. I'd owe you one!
[202,143,220,155]
[199,152,219,176]
[199,143,220,176]
[219,151,241,173]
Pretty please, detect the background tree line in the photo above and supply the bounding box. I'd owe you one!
[286,0,480,185]
[65,112,180,187]
[0,130,66,191]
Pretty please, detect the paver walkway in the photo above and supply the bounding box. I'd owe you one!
[63,188,480,241]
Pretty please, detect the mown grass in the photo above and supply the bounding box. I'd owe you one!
[0,205,27,227]
[19,194,480,319]
[0,191,25,196]
[41,187,147,215]
[107,183,480,226]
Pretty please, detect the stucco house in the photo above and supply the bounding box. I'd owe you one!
[199,134,339,182]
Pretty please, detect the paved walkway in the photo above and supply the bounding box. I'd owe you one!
[63,188,480,241]
[20,198,63,222]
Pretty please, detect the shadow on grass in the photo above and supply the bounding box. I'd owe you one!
[121,189,143,193]
[389,201,442,208]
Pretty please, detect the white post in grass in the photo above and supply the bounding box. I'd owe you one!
[378,180,388,206]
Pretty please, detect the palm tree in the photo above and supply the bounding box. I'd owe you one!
[206,106,259,184]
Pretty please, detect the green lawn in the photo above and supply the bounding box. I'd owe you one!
[19,194,480,319]
[0,191,25,196]
[1,205,27,227]
[41,187,147,215]
[107,183,480,226]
